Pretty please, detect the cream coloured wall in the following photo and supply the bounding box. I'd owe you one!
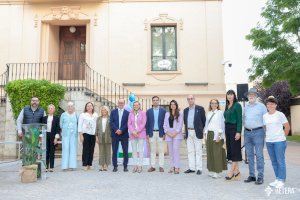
[291,104,300,135]
[0,0,226,109]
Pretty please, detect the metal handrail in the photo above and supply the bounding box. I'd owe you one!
[0,70,8,104]
[5,62,168,110]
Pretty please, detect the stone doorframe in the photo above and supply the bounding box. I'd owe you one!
[39,6,91,64]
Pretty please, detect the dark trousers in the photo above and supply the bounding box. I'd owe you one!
[82,133,96,166]
[46,133,55,169]
[112,137,128,168]
[225,123,242,162]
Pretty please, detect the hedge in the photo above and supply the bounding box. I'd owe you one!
[5,79,66,119]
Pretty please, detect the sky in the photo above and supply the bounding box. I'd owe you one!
[222,0,267,89]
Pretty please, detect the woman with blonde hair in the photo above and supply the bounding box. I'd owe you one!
[96,106,112,171]
[60,101,78,171]
[128,101,147,173]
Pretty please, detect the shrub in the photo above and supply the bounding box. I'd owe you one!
[5,79,66,119]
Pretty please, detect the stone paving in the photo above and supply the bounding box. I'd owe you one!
[0,142,300,200]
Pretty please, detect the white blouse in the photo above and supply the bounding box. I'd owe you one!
[134,112,139,129]
[102,118,108,133]
[204,110,225,141]
[46,115,53,132]
[78,112,98,135]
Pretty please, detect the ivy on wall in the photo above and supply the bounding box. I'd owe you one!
[5,79,66,119]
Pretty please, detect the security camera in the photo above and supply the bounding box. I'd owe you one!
[221,60,232,67]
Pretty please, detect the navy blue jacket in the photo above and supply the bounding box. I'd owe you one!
[146,107,166,137]
[183,105,206,139]
[110,108,130,138]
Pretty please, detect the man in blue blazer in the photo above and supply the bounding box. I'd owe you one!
[110,98,130,172]
[183,95,206,175]
[146,96,166,172]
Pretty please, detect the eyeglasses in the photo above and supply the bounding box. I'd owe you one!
[210,103,219,105]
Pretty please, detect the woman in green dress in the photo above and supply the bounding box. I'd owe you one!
[224,90,242,181]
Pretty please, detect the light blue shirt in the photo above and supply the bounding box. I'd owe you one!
[153,107,159,130]
[244,102,267,129]
[188,106,195,129]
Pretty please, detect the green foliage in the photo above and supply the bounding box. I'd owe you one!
[5,79,66,119]
[287,135,300,142]
[246,0,300,95]
[22,127,41,166]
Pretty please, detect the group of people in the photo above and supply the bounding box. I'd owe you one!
[16,87,290,189]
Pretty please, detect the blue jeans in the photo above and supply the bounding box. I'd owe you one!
[244,128,265,179]
[266,141,287,181]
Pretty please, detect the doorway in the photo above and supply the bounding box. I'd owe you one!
[58,26,86,80]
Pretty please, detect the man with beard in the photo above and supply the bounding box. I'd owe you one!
[17,96,46,137]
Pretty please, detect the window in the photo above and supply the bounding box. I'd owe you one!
[151,26,177,71]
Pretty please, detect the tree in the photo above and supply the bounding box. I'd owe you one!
[256,81,292,118]
[246,0,300,95]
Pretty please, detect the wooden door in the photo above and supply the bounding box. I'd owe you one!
[59,26,86,80]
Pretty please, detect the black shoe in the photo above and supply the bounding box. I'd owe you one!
[124,167,128,172]
[255,178,264,185]
[184,169,195,173]
[196,170,202,175]
[244,176,256,183]
[225,174,235,181]
[113,167,118,172]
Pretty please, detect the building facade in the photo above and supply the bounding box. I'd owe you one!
[0,0,226,158]
[0,0,225,105]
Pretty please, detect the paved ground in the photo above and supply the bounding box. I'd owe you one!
[0,142,300,200]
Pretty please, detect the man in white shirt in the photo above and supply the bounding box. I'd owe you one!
[183,95,206,175]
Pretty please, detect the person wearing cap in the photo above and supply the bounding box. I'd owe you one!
[243,88,267,185]
[263,96,290,189]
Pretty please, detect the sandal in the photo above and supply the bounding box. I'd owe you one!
[132,166,138,173]
[137,166,143,173]
[168,167,175,173]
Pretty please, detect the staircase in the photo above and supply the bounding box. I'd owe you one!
[0,62,170,159]
[2,62,168,110]
[0,71,7,105]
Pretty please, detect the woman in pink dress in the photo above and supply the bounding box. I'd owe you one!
[128,101,147,173]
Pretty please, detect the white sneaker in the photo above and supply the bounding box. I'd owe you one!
[269,179,278,187]
[212,173,221,179]
[208,172,214,177]
[275,181,285,189]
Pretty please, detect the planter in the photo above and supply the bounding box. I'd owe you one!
[20,164,38,183]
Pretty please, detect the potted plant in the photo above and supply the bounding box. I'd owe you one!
[20,123,46,183]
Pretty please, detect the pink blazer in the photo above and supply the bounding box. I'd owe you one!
[164,111,184,141]
[128,110,147,140]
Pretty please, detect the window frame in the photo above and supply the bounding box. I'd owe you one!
[150,25,178,72]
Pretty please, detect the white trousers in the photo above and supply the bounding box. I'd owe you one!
[131,138,144,166]
[187,130,203,171]
[149,131,164,168]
